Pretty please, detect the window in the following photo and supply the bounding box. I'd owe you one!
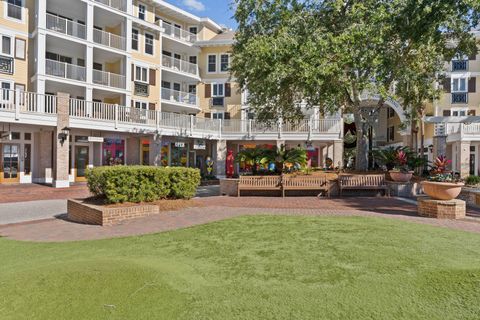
[452,78,467,92]
[189,56,197,65]
[188,84,196,94]
[6,0,22,21]
[132,29,139,51]
[24,143,31,175]
[138,4,146,20]
[452,108,468,116]
[387,126,395,142]
[2,36,12,55]
[135,101,148,109]
[11,132,20,140]
[135,65,148,83]
[24,132,31,140]
[145,33,154,55]
[212,112,224,120]
[387,107,395,118]
[212,83,224,97]
[208,55,216,73]
[14,38,25,59]
[189,26,198,34]
[220,54,230,72]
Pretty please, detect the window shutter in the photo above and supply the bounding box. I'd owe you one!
[443,110,451,116]
[468,110,476,116]
[443,77,451,93]
[149,103,155,110]
[469,53,477,60]
[131,64,134,81]
[204,112,211,119]
[224,112,231,120]
[149,69,156,86]
[225,83,231,97]
[468,77,476,93]
[205,84,211,98]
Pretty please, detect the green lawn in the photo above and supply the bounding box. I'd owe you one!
[2,215,480,320]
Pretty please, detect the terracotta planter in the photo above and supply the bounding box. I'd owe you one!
[421,181,464,200]
[389,170,413,183]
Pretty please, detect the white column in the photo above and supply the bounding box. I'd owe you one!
[36,0,46,29]
[36,32,46,76]
[86,45,93,84]
[86,87,93,115]
[37,79,45,113]
[126,0,134,15]
[125,18,132,54]
[86,3,94,43]
[125,56,132,92]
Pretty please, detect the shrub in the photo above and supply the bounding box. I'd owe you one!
[465,175,480,186]
[86,166,201,204]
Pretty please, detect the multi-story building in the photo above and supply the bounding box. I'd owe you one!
[0,0,343,187]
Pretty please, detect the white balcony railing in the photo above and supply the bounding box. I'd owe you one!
[46,59,86,81]
[94,0,126,12]
[0,89,57,114]
[93,29,126,51]
[93,69,126,89]
[6,3,22,20]
[46,14,86,39]
[162,56,198,76]
[161,88,198,107]
[160,22,197,43]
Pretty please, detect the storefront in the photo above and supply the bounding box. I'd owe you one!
[0,127,34,184]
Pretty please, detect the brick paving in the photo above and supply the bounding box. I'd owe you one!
[0,183,90,203]
[1,196,480,242]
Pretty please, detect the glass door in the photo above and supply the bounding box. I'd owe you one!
[75,145,89,182]
[1,144,20,183]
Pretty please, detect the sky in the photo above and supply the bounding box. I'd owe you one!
[170,0,237,29]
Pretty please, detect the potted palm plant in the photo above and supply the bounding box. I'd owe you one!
[421,155,464,200]
[389,150,414,182]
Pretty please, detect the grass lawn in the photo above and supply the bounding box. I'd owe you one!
[1,215,480,320]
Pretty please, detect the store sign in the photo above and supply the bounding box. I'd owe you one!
[88,136,104,143]
[174,142,186,148]
[193,139,206,150]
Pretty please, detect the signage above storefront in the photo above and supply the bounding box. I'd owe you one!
[193,139,206,150]
[88,136,104,143]
[174,142,186,148]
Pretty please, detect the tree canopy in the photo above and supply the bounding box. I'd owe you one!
[230,0,479,170]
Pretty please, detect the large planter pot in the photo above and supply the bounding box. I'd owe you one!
[421,181,464,200]
[389,170,413,183]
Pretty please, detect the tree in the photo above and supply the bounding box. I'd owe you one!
[231,0,479,171]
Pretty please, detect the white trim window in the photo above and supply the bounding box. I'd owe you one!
[144,33,154,55]
[138,3,146,20]
[1,35,13,56]
[451,107,468,116]
[452,78,467,92]
[207,54,216,73]
[220,54,230,72]
[134,100,148,110]
[135,65,148,83]
[131,29,139,51]
[212,83,224,97]
[212,112,224,120]
[5,0,23,22]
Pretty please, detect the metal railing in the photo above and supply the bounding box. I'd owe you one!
[162,56,198,76]
[6,2,22,20]
[161,23,197,43]
[94,0,126,12]
[92,69,126,89]
[46,14,86,39]
[452,60,468,72]
[463,123,480,134]
[93,28,126,51]
[0,55,14,75]
[452,92,468,104]
[45,59,86,81]
[161,88,198,107]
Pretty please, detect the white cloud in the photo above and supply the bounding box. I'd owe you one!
[182,0,205,11]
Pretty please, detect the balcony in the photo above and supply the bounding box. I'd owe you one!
[92,69,126,89]
[162,56,198,77]
[46,14,86,40]
[94,0,126,12]
[452,92,468,104]
[160,23,197,44]
[161,88,198,107]
[46,59,86,82]
[93,29,126,51]
[6,2,22,20]
[452,60,468,72]
[0,56,14,75]
[134,82,149,96]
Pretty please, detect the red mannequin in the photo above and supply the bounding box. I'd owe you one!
[226,150,235,178]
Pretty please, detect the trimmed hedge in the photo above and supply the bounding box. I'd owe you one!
[86,166,201,204]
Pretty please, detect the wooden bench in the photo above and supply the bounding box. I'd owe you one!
[338,174,390,197]
[237,176,282,197]
[282,175,330,198]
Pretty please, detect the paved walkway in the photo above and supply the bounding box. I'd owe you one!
[0,200,67,225]
[1,197,480,242]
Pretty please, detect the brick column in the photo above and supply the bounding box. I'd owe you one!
[149,134,162,166]
[333,140,343,169]
[53,92,70,188]
[433,135,447,158]
[215,139,227,178]
[459,141,470,178]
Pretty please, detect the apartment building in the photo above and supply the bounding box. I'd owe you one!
[0,0,343,186]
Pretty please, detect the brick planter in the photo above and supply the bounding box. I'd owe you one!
[417,197,466,219]
[67,199,160,226]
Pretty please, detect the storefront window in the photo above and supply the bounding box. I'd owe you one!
[103,139,125,166]
[24,144,31,175]
[161,142,169,166]
[141,140,150,165]
[171,142,188,167]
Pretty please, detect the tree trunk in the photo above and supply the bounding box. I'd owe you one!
[354,109,369,171]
